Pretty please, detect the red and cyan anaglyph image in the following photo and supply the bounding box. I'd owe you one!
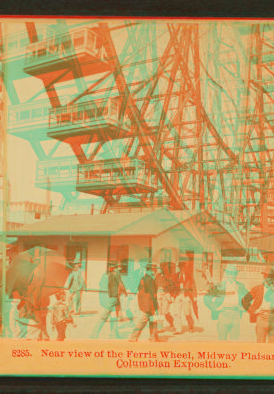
[1,19,274,348]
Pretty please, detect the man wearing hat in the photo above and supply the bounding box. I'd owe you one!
[155,265,173,332]
[67,255,86,315]
[129,258,160,342]
[173,256,198,335]
[157,262,176,332]
[90,260,127,339]
[242,265,274,343]
[204,265,248,341]
[128,257,148,319]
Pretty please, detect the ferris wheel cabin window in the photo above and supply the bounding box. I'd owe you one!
[20,35,29,49]
[32,107,43,119]
[38,166,47,177]
[73,33,85,49]
[97,106,105,117]
[48,167,59,176]
[87,31,96,51]
[62,39,72,51]
[84,107,96,120]
[8,39,18,52]
[20,110,30,121]
[125,167,135,177]
[102,169,111,179]
[60,166,70,177]
[37,43,47,58]
[9,110,19,123]
[90,169,99,179]
[113,168,123,178]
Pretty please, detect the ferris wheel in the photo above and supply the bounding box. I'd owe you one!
[5,19,274,237]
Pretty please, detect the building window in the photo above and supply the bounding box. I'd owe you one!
[179,242,194,262]
[160,248,172,264]
[262,253,269,264]
[66,243,87,271]
[160,248,175,274]
[34,212,41,220]
[179,241,184,262]
[179,247,194,273]
[202,252,213,276]
[108,244,129,275]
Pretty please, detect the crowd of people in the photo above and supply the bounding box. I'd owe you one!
[91,258,274,343]
[4,253,274,343]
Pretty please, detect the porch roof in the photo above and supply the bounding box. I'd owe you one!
[7,208,189,237]
[249,234,274,253]
[7,208,245,252]
[200,211,246,253]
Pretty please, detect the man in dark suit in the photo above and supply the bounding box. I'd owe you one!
[242,266,274,343]
[129,258,159,342]
[204,265,248,341]
[90,260,127,339]
[173,259,197,334]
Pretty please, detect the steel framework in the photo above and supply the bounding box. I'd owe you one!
[5,19,274,242]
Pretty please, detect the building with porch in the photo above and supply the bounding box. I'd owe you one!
[7,207,245,313]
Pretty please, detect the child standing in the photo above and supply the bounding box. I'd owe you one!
[50,290,76,341]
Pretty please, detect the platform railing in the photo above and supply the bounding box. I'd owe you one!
[36,158,78,183]
[48,99,130,130]
[25,28,103,65]
[77,162,157,189]
[8,96,70,128]
[6,25,55,57]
